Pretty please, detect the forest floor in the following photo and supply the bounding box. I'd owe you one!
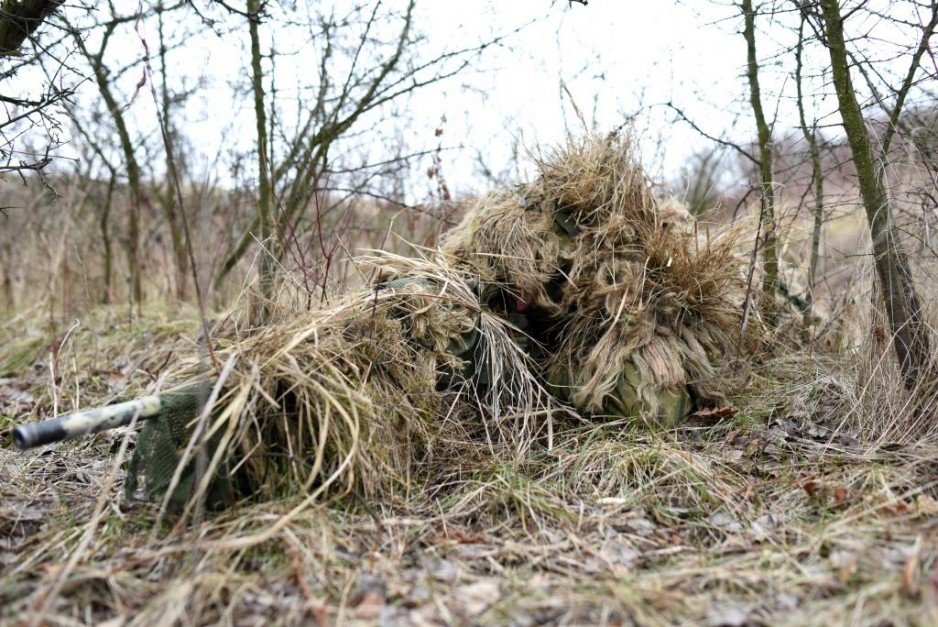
[1,304,937,626]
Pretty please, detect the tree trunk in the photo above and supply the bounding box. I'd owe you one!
[100,176,116,304]
[795,15,824,329]
[742,0,779,307]
[92,64,143,311]
[819,0,932,388]
[71,17,145,312]
[248,0,274,319]
[157,2,188,300]
[0,0,61,55]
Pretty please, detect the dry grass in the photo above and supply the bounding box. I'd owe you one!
[2,134,937,625]
[145,252,554,519]
[442,134,768,424]
[2,309,937,624]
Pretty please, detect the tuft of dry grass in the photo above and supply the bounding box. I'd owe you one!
[126,252,558,523]
[442,133,765,424]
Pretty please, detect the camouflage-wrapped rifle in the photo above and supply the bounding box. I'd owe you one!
[12,381,212,450]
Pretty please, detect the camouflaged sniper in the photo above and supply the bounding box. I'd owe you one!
[11,275,494,509]
[11,134,753,510]
[14,381,227,509]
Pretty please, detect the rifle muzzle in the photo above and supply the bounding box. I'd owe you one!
[12,395,163,450]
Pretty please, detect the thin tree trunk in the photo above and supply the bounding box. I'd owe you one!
[742,0,779,308]
[819,0,932,388]
[1,239,13,307]
[248,0,274,319]
[75,25,144,312]
[97,75,143,311]
[795,16,824,329]
[157,2,188,300]
[100,176,116,304]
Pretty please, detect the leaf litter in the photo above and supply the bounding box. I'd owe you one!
[1,136,937,625]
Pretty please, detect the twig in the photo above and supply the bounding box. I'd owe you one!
[666,101,759,165]
[135,14,220,373]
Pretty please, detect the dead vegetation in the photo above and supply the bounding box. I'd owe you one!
[1,136,938,625]
[2,326,937,624]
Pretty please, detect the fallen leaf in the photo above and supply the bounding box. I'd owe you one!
[903,544,921,599]
[724,448,744,462]
[405,582,431,608]
[833,486,848,505]
[693,406,738,421]
[750,513,777,541]
[830,551,858,583]
[805,423,859,447]
[769,417,798,435]
[622,517,656,535]
[350,575,386,620]
[586,530,639,573]
[455,580,500,617]
[775,592,799,611]
[802,480,823,499]
[708,511,743,533]
[879,502,910,518]
[425,557,460,583]
[353,591,384,619]
[705,602,749,626]
[915,495,938,516]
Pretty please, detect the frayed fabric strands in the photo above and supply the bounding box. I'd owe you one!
[440,133,760,425]
[125,133,759,511]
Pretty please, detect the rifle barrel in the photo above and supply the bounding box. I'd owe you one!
[12,395,163,450]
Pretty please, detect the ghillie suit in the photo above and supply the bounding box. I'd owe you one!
[16,133,760,512]
[442,134,760,426]
[122,255,551,511]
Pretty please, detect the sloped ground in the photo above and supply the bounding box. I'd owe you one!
[1,306,937,626]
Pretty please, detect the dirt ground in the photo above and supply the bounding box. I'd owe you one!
[1,305,937,626]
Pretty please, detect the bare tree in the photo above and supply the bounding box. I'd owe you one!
[0,1,72,179]
[66,10,146,311]
[245,0,274,319]
[668,1,786,318]
[156,0,189,300]
[793,7,825,327]
[742,0,780,306]
[812,0,936,388]
[58,3,196,310]
[214,0,514,294]
[672,147,727,216]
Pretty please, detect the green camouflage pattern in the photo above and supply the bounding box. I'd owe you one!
[124,381,240,511]
[549,360,692,428]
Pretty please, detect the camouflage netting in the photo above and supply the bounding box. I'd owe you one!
[127,132,763,511]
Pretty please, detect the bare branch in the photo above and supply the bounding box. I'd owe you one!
[881,1,938,155]
[666,101,759,165]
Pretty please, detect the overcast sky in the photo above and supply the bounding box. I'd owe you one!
[9,1,922,202]
[51,1,769,196]
[413,1,751,184]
